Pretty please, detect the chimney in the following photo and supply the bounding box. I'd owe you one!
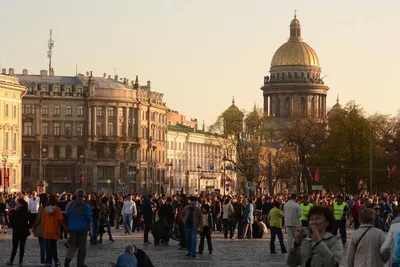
[40,70,48,76]
[2,68,6,75]
[90,71,93,77]
[108,75,111,79]
[86,71,90,76]
[103,73,106,78]
[8,68,15,76]
[22,69,28,76]
[78,73,84,79]
[49,69,54,77]
[126,79,130,85]
[114,75,118,81]
[147,80,151,89]
[123,78,127,84]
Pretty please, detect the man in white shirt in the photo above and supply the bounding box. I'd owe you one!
[28,191,40,228]
[283,194,302,249]
[121,195,137,235]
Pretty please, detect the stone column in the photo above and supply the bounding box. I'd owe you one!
[264,95,269,116]
[116,107,121,137]
[92,106,97,136]
[280,95,285,117]
[104,106,109,136]
[270,95,274,116]
[124,107,129,137]
[87,105,92,136]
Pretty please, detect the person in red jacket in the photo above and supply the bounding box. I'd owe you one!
[351,198,362,229]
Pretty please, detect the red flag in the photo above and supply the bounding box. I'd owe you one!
[390,165,397,176]
[314,168,320,183]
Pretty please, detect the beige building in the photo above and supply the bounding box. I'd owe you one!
[18,69,167,194]
[167,109,198,128]
[261,15,329,118]
[167,116,237,195]
[0,69,27,193]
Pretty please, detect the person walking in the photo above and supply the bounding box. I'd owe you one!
[347,208,389,267]
[181,196,203,257]
[198,204,213,254]
[268,201,287,254]
[332,195,348,245]
[33,193,48,264]
[41,195,64,267]
[28,191,40,229]
[121,195,137,235]
[283,194,302,249]
[141,195,153,245]
[241,198,254,239]
[6,199,30,266]
[176,194,188,250]
[64,189,93,267]
[222,198,235,239]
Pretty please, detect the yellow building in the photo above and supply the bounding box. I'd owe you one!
[0,68,27,193]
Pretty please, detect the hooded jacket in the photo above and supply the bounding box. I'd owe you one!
[41,205,63,240]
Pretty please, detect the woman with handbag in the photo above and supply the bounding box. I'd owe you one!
[6,199,31,266]
[347,208,388,267]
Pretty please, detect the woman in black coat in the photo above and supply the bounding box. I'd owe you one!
[7,198,30,266]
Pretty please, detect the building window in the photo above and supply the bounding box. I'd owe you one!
[77,107,84,116]
[54,145,60,159]
[4,132,8,150]
[12,169,16,186]
[118,108,124,118]
[23,104,34,115]
[128,123,133,137]
[119,123,124,136]
[42,122,48,135]
[77,145,84,158]
[108,122,114,136]
[76,87,83,93]
[99,166,114,180]
[66,145,72,158]
[42,105,49,115]
[12,133,17,151]
[23,144,32,158]
[23,122,32,136]
[13,105,17,119]
[66,106,72,116]
[5,104,9,117]
[96,122,102,136]
[97,107,102,117]
[53,122,61,135]
[108,107,115,117]
[23,165,31,177]
[77,123,84,136]
[301,97,306,115]
[54,105,60,116]
[65,123,72,136]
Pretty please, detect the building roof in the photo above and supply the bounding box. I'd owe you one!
[17,75,82,85]
[271,16,320,67]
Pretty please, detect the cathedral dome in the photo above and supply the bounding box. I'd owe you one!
[271,16,320,67]
[222,97,244,120]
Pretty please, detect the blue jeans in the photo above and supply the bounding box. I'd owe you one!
[185,227,198,256]
[44,239,58,266]
[38,237,46,263]
[123,214,133,234]
[91,219,99,244]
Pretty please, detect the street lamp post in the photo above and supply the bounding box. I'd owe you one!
[222,156,227,196]
[166,161,173,196]
[197,165,201,194]
[42,148,47,183]
[1,152,9,193]
[78,154,86,190]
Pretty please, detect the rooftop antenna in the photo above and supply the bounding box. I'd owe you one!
[75,64,78,76]
[47,29,55,73]
[113,68,118,77]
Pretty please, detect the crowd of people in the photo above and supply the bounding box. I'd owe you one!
[1,190,400,266]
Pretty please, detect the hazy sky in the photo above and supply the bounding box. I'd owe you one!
[2,1,399,125]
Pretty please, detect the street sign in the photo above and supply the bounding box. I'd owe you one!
[106,179,111,184]
[312,185,323,191]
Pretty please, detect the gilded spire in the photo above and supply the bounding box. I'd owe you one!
[294,9,297,19]
[336,94,339,104]
[289,12,302,41]
[232,96,235,106]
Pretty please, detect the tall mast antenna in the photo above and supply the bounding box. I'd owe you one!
[47,29,55,72]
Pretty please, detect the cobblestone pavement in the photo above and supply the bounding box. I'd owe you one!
[0,228,353,267]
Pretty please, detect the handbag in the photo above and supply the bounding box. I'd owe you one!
[352,227,372,266]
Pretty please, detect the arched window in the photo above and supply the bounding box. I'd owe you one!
[301,97,306,116]
[282,73,286,80]
[277,73,280,80]
[108,122,114,136]
[294,72,298,79]
[301,72,304,78]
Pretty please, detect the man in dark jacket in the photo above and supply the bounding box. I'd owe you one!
[141,195,153,245]
[233,196,245,238]
[176,194,188,250]
[64,189,93,267]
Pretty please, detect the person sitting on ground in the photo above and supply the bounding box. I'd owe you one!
[252,215,265,238]
[111,244,138,267]
[133,245,154,267]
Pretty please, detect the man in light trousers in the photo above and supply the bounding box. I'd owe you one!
[283,194,302,249]
[121,195,137,235]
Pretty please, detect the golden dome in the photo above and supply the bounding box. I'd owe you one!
[271,16,320,67]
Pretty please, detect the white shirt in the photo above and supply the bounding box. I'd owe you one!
[29,197,40,214]
[121,200,137,217]
[222,203,234,220]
